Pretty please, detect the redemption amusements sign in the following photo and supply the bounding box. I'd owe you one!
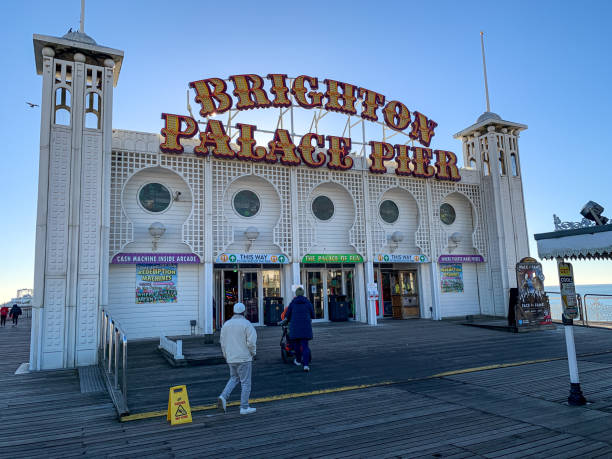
[136,264,178,304]
[159,74,461,181]
[515,257,552,329]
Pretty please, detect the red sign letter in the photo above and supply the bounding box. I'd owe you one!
[160,113,198,154]
[229,74,272,110]
[409,111,438,147]
[189,78,233,117]
[326,136,353,171]
[298,133,326,168]
[434,150,461,181]
[291,76,323,109]
[368,141,394,174]
[324,79,358,115]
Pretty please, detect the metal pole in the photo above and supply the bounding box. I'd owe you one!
[480,31,491,113]
[80,0,85,33]
[101,313,107,363]
[122,335,128,402]
[107,320,113,374]
[114,328,119,389]
[563,319,586,405]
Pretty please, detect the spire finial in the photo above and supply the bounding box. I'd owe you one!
[480,31,491,113]
[80,0,85,33]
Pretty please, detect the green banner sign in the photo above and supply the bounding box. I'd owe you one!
[302,254,364,263]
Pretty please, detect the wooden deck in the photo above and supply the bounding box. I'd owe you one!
[3,318,612,457]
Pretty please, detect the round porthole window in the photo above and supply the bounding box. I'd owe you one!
[379,200,399,224]
[312,195,334,221]
[440,203,456,225]
[138,183,172,213]
[233,190,260,217]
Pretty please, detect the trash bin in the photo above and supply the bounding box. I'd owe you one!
[264,296,284,325]
[329,295,349,322]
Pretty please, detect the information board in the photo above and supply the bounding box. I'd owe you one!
[515,257,552,329]
[558,261,579,319]
[440,264,463,293]
[136,264,178,304]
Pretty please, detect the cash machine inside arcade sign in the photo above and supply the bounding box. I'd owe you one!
[159,74,461,181]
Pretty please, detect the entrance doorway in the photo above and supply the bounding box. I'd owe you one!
[302,266,355,321]
[216,267,282,326]
[375,267,420,319]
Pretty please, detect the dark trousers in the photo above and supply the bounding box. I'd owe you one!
[0,316,5,326]
[12,316,18,325]
[293,338,311,366]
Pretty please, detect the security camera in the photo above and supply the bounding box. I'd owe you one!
[580,201,609,226]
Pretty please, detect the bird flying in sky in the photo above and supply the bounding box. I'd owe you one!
[26,102,39,108]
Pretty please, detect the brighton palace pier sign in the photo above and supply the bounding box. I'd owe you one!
[159,74,461,181]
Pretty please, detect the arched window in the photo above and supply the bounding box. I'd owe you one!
[511,153,519,176]
[482,153,490,176]
[499,151,506,175]
[469,158,477,169]
[85,92,101,129]
[54,87,71,126]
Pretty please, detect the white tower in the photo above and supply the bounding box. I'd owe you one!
[30,24,123,369]
[453,33,530,316]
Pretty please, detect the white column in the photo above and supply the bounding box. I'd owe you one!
[30,47,55,371]
[355,260,378,325]
[204,156,214,333]
[65,54,87,368]
[202,262,214,334]
[429,263,442,320]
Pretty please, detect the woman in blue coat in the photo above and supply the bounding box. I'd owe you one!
[285,287,314,372]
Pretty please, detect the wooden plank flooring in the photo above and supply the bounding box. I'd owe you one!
[3,319,612,457]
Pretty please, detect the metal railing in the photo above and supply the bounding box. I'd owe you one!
[99,310,128,415]
[583,294,612,327]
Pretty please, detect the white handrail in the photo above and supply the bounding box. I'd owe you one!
[99,310,128,414]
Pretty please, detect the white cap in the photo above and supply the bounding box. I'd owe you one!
[233,302,246,314]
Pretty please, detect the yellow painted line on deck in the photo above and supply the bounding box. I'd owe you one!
[120,355,578,423]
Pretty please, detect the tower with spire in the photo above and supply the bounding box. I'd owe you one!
[30,4,123,369]
[454,32,530,317]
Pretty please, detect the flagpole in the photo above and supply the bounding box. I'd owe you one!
[480,31,491,113]
[80,0,85,33]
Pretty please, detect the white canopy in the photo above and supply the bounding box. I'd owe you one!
[535,224,612,260]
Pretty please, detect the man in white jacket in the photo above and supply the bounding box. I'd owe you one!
[217,302,257,415]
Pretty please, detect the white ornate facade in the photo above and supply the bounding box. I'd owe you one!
[30,32,530,369]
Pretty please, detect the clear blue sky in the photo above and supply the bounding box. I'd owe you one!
[1,0,611,302]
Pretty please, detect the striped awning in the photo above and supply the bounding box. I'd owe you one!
[534,224,612,260]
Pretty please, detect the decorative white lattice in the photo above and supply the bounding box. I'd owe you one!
[160,155,205,256]
[296,168,366,258]
[253,164,291,257]
[212,160,250,255]
[211,161,292,257]
[109,150,206,259]
[367,175,431,257]
[110,150,156,257]
[430,181,487,259]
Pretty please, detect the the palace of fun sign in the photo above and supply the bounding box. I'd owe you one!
[160,74,461,182]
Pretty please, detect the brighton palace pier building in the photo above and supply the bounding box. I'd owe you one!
[29,29,529,369]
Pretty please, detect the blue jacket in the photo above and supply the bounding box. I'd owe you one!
[286,295,314,340]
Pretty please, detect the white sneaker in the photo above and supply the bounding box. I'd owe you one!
[240,407,256,415]
[303,366,310,372]
[217,396,227,413]
[293,359,301,366]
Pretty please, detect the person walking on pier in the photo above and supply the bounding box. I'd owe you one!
[9,304,22,328]
[218,302,257,415]
[285,287,314,372]
[0,305,8,327]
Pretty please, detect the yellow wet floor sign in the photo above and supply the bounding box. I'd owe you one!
[167,385,192,425]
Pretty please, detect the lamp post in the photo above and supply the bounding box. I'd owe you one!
[244,227,259,251]
[148,222,166,251]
